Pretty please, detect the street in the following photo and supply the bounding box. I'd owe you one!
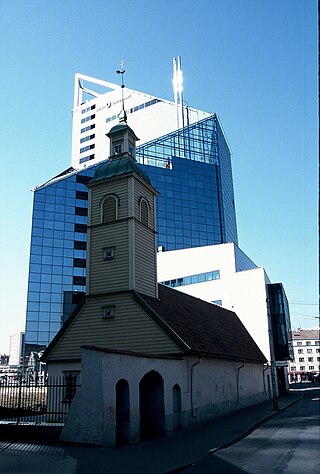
[182,385,320,473]
[0,386,317,473]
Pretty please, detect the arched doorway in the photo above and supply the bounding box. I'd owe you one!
[115,379,130,446]
[139,370,164,439]
[172,384,182,430]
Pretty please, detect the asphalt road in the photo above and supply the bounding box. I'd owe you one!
[0,386,317,473]
[182,385,320,473]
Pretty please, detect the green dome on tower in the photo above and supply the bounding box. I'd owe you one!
[92,155,151,185]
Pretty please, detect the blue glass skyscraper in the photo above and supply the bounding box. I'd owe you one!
[24,115,237,354]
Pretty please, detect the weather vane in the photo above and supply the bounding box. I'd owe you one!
[116,59,126,122]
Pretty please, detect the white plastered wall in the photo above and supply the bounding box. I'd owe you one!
[60,347,268,446]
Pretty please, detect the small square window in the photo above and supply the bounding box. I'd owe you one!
[114,144,122,155]
[102,305,115,319]
[103,247,115,261]
[306,341,311,346]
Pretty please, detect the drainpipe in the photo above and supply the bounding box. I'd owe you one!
[190,357,201,417]
[263,363,270,396]
[237,361,245,404]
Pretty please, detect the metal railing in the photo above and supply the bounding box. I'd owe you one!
[0,375,80,424]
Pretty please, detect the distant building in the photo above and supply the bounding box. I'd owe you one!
[288,329,320,382]
[9,332,25,366]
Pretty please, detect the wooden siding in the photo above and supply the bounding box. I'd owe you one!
[47,293,182,361]
[88,221,129,294]
[134,222,157,297]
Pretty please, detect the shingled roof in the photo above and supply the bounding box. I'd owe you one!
[291,329,319,340]
[136,284,267,363]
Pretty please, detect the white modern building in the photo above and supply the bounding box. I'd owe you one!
[9,332,24,367]
[288,329,320,382]
[72,69,210,169]
[158,243,273,362]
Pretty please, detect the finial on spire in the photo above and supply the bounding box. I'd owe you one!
[116,59,127,123]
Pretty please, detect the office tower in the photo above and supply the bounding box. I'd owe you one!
[71,73,210,169]
[24,75,238,355]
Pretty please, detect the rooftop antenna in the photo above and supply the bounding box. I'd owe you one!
[172,56,184,129]
[116,59,126,123]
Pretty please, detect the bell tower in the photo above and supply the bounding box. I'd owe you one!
[86,113,159,299]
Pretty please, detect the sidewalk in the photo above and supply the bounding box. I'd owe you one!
[0,391,302,474]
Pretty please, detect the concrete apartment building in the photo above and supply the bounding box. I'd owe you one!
[288,329,320,382]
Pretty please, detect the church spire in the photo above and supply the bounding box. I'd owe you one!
[116,59,127,123]
[106,61,139,160]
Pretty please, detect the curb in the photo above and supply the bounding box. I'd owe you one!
[165,397,302,474]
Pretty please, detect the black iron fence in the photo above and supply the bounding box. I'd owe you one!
[0,375,80,424]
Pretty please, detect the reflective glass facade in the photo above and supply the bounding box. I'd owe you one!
[267,283,294,361]
[24,115,238,354]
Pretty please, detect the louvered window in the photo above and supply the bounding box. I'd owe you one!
[102,196,117,223]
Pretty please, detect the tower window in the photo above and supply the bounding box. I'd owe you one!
[101,194,119,223]
[140,198,149,226]
[114,144,122,155]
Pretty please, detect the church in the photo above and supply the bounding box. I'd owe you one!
[42,108,268,447]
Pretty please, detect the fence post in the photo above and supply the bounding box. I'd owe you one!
[16,374,23,425]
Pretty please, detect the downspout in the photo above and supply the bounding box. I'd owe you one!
[237,361,245,404]
[263,363,270,397]
[190,357,202,417]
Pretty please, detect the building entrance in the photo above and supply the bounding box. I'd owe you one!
[139,370,164,439]
[115,379,130,445]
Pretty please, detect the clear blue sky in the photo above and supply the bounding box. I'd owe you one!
[0,0,318,353]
